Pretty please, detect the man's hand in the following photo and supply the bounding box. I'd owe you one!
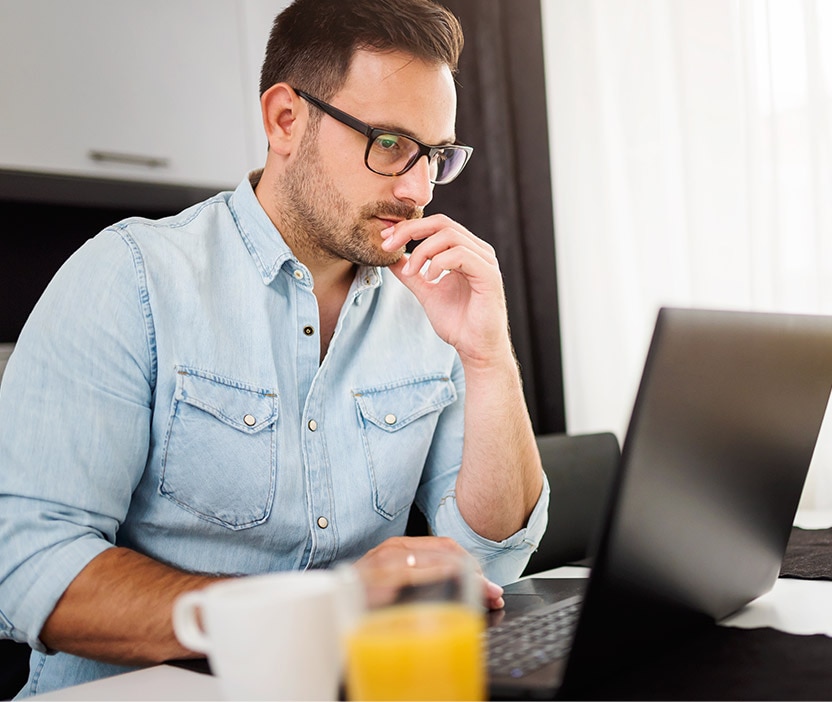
[381,215,511,367]
[353,536,505,610]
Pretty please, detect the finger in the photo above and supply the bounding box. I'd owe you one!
[381,215,495,258]
[358,536,468,567]
[392,535,467,554]
[403,226,498,264]
[402,248,498,290]
[488,594,505,610]
[402,233,498,280]
[485,579,505,610]
[382,216,495,256]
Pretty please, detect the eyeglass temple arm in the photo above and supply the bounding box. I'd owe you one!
[294,89,375,139]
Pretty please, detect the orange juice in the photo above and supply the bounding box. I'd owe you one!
[345,602,485,701]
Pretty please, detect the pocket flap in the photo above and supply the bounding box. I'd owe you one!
[353,375,457,432]
[175,368,278,433]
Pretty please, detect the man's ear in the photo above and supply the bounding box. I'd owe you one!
[260,83,305,156]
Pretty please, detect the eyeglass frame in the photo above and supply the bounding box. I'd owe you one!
[293,88,473,185]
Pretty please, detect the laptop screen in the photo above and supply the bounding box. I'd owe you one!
[562,307,832,690]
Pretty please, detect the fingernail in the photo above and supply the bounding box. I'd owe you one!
[380,226,394,237]
[402,260,411,275]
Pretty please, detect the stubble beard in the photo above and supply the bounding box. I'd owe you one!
[279,136,422,268]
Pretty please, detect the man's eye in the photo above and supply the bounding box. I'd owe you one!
[375,135,401,151]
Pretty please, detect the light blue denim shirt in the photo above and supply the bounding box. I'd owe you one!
[0,173,548,696]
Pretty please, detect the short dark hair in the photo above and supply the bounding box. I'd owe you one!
[259,0,464,100]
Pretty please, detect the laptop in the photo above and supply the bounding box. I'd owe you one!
[486,306,832,700]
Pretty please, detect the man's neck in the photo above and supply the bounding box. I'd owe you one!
[254,168,357,292]
[253,169,357,361]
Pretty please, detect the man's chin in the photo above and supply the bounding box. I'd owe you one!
[378,247,407,267]
[358,246,406,268]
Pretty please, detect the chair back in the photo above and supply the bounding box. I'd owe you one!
[522,432,620,576]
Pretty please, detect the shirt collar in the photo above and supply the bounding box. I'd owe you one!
[228,170,295,285]
[228,170,383,293]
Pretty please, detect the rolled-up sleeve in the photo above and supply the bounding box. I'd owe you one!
[415,355,551,585]
[0,230,153,651]
[433,476,550,585]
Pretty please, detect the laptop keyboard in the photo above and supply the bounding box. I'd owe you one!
[486,595,583,678]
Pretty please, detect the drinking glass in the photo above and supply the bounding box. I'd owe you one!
[345,549,486,701]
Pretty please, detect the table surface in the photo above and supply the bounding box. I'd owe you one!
[31,511,832,701]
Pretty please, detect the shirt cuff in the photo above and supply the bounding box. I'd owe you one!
[433,473,550,585]
[10,536,114,652]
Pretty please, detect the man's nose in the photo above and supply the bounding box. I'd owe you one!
[391,155,435,208]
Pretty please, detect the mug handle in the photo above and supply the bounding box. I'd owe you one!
[172,591,211,654]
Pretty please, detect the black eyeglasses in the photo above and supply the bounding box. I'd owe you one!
[294,89,473,185]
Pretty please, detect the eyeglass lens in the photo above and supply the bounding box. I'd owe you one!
[368,133,468,184]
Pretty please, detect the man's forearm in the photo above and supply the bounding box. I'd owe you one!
[40,547,222,666]
[455,352,544,541]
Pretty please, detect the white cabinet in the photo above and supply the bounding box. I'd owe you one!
[0,1,287,190]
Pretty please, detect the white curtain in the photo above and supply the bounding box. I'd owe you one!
[541,0,832,509]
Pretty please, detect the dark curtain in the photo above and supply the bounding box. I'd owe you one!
[429,0,566,434]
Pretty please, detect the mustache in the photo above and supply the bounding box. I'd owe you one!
[362,202,424,222]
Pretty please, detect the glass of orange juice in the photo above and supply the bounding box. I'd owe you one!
[345,549,485,701]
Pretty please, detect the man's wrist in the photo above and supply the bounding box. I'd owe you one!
[457,339,521,378]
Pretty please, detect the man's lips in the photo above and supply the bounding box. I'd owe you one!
[375,216,404,228]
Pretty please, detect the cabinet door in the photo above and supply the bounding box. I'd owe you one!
[0,1,259,189]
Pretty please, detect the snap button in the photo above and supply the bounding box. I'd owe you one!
[317,516,329,529]
[308,419,318,432]
[293,269,304,280]
[303,325,315,336]
[384,413,397,425]
[243,414,256,427]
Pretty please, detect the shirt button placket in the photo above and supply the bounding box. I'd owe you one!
[305,415,335,561]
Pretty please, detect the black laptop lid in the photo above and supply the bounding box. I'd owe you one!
[561,307,832,692]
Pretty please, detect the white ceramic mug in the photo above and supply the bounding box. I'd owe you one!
[173,570,360,701]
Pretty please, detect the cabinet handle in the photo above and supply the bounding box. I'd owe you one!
[88,150,170,169]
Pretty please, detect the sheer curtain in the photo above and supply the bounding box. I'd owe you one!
[542,0,832,508]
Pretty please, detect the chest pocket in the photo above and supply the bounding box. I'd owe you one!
[353,374,457,520]
[160,368,278,530]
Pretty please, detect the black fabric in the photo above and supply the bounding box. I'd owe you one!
[566,528,832,700]
[779,526,832,580]
[0,640,29,701]
[431,0,565,435]
[566,625,832,701]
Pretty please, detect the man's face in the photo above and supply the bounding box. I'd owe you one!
[279,49,458,267]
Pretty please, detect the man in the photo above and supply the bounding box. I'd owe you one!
[0,0,548,695]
